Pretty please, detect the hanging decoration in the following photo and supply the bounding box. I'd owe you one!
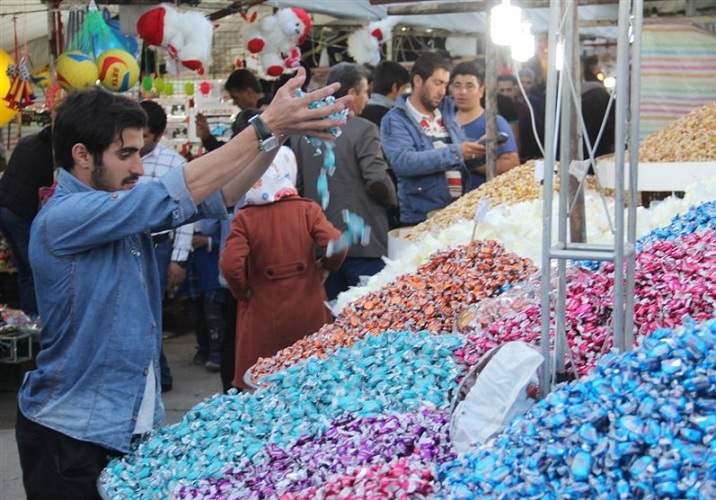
[97,48,140,92]
[0,50,19,127]
[4,55,34,110]
[184,82,195,96]
[4,18,35,110]
[136,4,214,75]
[70,0,133,61]
[198,81,213,97]
[347,17,399,66]
[245,8,312,78]
[55,51,99,91]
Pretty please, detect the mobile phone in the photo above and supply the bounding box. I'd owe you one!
[477,132,510,146]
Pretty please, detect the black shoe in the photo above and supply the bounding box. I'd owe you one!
[161,383,173,393]
[192,351,208,366]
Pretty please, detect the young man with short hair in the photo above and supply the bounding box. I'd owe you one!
[15,71,346,498]
[295,62,397,300]
[451,61,520,190]
[361,61,410,127]
[196,69,264,152]
[380,52,484,225]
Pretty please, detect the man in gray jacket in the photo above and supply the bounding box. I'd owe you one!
[295,63,397,301]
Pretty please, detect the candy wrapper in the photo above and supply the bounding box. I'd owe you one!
[175,408,453,498]
[456,229,716,376]
[251,240,535,380]
[100,332,464,498]
[438,319,716,498]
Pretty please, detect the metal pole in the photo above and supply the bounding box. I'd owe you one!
[624,0,643,351]
[569,0,586,243]
[485,29,498,181]
[612,0,631,353]
[555,0,572,377]
[539,0,562,396]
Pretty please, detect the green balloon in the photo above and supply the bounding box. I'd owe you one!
[164,82,174,96]
[142,75,153,92]
[184,82,194,95]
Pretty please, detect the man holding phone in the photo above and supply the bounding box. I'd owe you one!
[450,61,520,190]
[380,53,485,226]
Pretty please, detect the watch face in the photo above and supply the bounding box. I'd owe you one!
[261,136,279,152]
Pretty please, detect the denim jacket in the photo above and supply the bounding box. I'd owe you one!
[18,168,226,452]
[380,96,467,224]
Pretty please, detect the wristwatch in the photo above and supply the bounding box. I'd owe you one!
[249,114,279,152]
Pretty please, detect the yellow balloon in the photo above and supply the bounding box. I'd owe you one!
[0,50,19,128]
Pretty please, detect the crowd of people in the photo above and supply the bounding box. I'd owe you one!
[0,51,615,498]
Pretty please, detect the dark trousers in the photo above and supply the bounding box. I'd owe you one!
[324,257,386,302]
[154,239,174,389]
[16,408,121,500]
[221,296,237,393]
[191,289,227,360]
[0,207,37,315]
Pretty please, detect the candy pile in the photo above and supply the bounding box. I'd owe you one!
[438,319,716,498]
[456,230,716,376]
[636,199,716,251]
[286,457,436,499]
[100,332,463,498]
[639,101,716,162]
[175,408,452,499]
[251,240,535,380]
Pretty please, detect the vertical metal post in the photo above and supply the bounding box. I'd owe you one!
[568,1,586,244]
[612,0,631,353]
[539,0,562,395]
[624,0,643,351]
[485,28,498,181]
[555,0,572,376]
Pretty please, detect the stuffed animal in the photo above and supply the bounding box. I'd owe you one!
[347,17,399,66]
[136,4,213,75]
[245,7,312,77]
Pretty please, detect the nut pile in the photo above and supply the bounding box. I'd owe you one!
[404,162,542,240]
[639,101,716,162]
[251,240,535,380]
[439,319,716,498]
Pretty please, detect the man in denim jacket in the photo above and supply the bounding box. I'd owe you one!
[380,53,484,225]
[15,71,346,499]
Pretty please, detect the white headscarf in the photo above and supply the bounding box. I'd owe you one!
[244,146,298,206]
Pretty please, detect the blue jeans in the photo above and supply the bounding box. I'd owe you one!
[0,207,37,315]
[154,239,174,388]
[325,257,386,302]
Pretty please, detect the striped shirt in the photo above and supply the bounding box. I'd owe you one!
[139,143,193,262]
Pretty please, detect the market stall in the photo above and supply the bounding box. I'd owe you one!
[0,0,714,498]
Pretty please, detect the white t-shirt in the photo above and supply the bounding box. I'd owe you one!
[133,362,156,435]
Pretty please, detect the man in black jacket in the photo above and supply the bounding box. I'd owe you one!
[0,126,54,315]
[361,61,410,128]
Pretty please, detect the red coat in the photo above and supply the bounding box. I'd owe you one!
[220,196,346,389]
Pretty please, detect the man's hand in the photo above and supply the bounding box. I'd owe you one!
[461,141,486,161]
[260,67,351,142]
[167,262,186,288]
[195,113,211,141]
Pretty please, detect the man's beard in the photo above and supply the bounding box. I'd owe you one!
[419,88,438,112]
[91,156,139,191]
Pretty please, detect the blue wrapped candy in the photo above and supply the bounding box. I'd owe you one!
[438,319,716,498]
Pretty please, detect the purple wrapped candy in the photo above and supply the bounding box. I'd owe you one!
[176,408,452,499]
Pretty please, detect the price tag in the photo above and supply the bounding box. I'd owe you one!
[568,160,590,182]
[473,199,490,224]
[534,160,545,183]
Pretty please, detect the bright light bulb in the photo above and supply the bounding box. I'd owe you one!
[554,38,565,71]
[604,76,616,89]
[511,21,535,62]
[490,0,522,46]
